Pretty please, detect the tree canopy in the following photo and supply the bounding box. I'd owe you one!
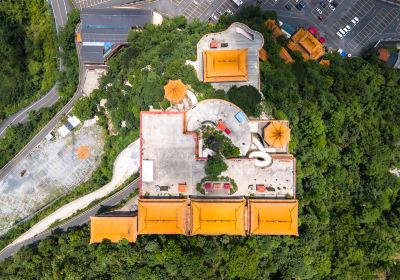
[0,0,57,119]
[1,6,400,280]
[227,85,261,116]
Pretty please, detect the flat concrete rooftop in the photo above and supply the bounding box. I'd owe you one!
[195,22,264,92]
[140,112,295,198]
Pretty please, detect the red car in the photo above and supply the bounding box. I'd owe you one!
[319,37,326,43]
[308,26,318,35]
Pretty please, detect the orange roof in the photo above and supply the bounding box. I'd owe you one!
[249,200,298,236]
[319,59,330,66]
[288,28,325,61]
[259,48,268,61]
[191,199,246,235]
[203,49,248,82]
[90,216,137,243]
[378,48,390,62]
[76,33,82,43]
[279,47,294,64]
[264,19,284,38]
[138,199,187,235]
[178,183,186,193]
[264,121,290,148]
[164,80,187,103]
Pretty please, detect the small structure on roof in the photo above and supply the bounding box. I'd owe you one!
[263,121,290,148]
[90,216,137,243]
[164,80,187,103]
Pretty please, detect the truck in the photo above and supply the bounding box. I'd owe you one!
[231,0,243,6]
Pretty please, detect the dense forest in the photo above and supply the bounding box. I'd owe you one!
[0,0,57,120]
[0,8,80,169]
[1,6,400,279]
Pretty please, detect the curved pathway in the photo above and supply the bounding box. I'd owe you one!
[8,140,139,247]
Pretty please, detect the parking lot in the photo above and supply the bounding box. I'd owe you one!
[180,0,243,23]
[346,8,400,51]
[72,0,112,9]
[333,0,374,30]
[310,0,345,24]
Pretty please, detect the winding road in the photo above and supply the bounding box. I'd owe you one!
[0,0,72,139]
[0,180,138,262]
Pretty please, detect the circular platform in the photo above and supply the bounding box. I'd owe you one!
[186,99,251,155]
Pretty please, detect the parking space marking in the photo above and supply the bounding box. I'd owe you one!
[346,8,400,51]
[172,0,185,6]
[183,0,212,20]
[73,0,111,8]
[333,0,374,30]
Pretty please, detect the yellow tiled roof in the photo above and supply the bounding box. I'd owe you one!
[203,49,248,82]
[138,199,188,235]
[249,200,298,236]
[191,199,246,235]
[90,216,137,243]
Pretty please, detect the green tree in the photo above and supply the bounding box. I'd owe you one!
[205,153,228,178]
[227,85,261,116]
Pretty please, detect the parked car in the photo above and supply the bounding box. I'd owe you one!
[318,15,325,21]
[296,1,306,10]
[319,37,326,43]
[339,28,346,35]
[344,25,351,32]
[308,26,318,35]
[320,1,326,8]
[332,1,338,7]
[338,48,348,57]
[285,4,291,10]
[329,4,335,10]
[316,7,323,15]
[336,31,343,39]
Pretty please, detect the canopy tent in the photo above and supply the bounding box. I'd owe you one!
[164,80,187,103]
[263,121,290,148]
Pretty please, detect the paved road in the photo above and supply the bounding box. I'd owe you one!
[0,13,86,182]
[0,86,59,138]
[0,179,138,262]
[0,0,72,138]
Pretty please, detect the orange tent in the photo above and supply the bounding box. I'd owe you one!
[264,121,290,148]
[164,80,187,103]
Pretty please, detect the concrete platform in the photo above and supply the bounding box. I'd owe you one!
[195,22,264,92]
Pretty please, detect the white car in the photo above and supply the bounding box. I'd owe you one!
[344,25,351,32]
[336,31,343,39]
[329,4,335,10]
[339,29,346,35]
[316,8,323,14]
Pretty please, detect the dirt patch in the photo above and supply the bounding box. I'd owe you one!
[75,146,90,160]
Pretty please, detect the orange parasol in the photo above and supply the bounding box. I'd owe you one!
[164,80,187,103]
[263,121,290,148]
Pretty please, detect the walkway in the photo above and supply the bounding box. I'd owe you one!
[7,139,140,247]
